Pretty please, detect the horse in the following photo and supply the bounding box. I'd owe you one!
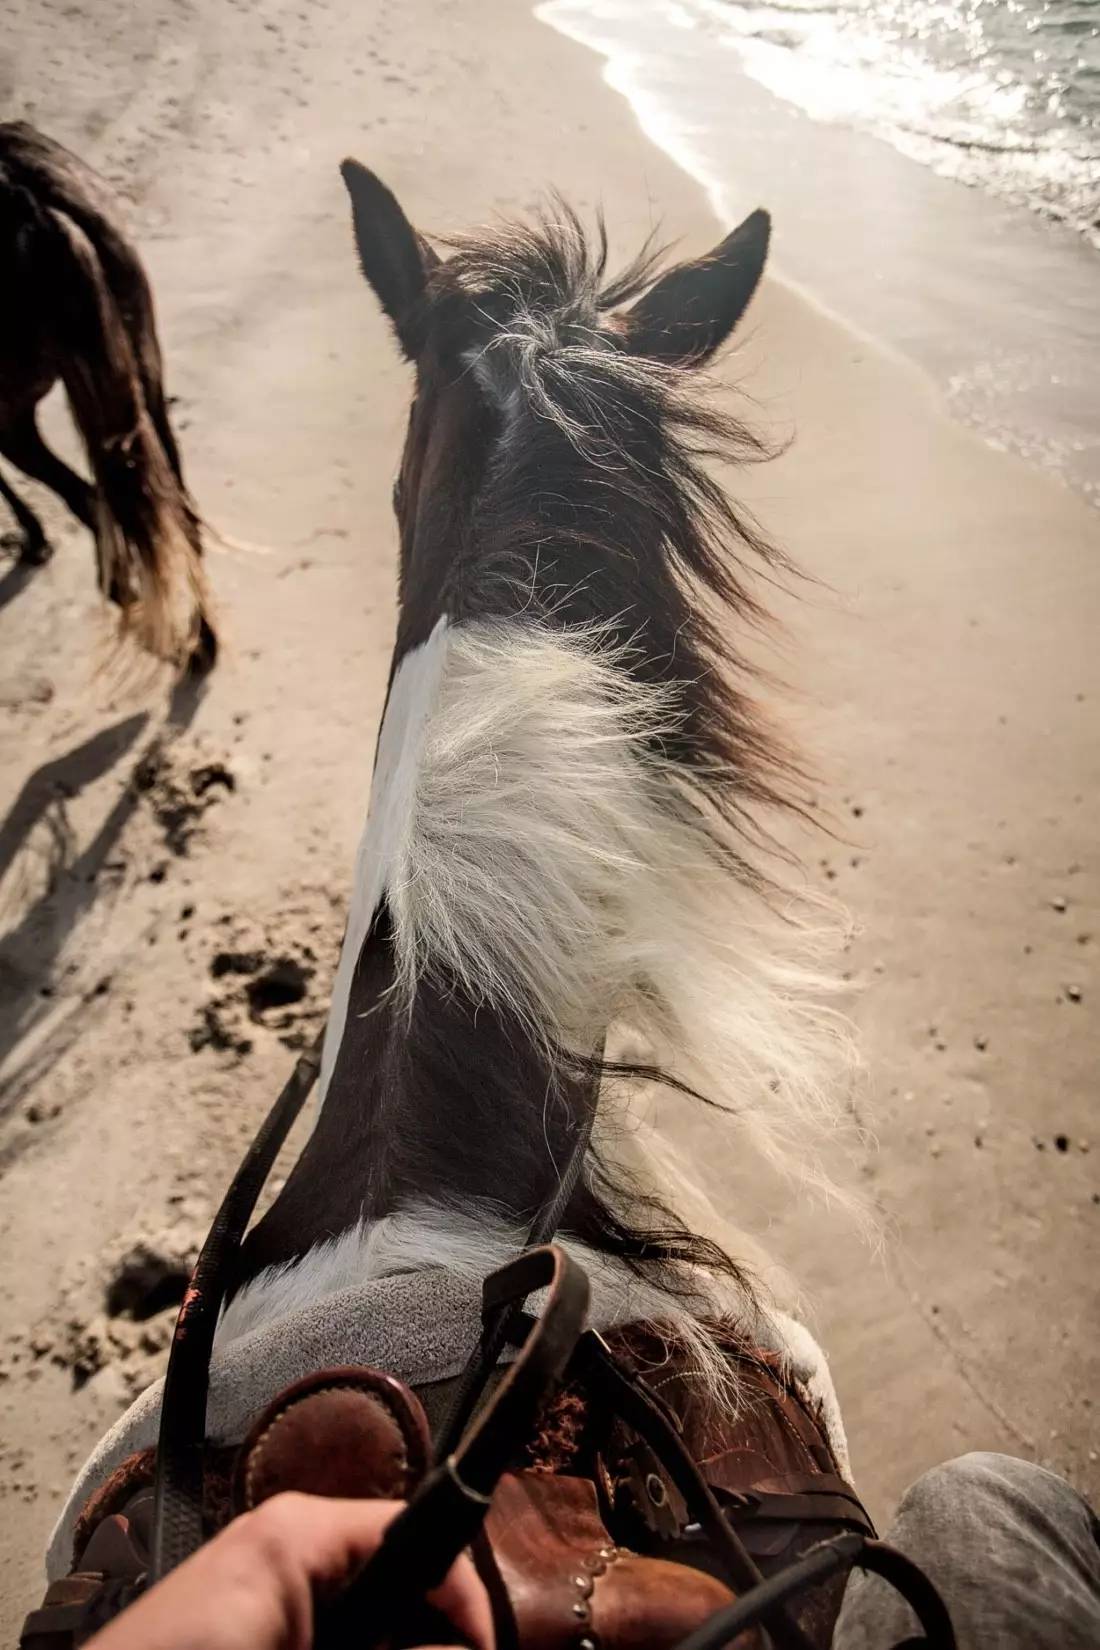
[0,121,216,672]
[219,164,857,1344]
[33,171,883,1649]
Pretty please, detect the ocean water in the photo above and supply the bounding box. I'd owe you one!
[537,0,1100,504]
[691,0,1100,247]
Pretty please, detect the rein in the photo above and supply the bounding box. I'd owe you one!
[138,1036,954,1650]
[150,1032,326,1579]
[432,1046,601,1463]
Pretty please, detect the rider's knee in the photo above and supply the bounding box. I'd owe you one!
[898,1451,1071,1527]
[939,1450,1029,1486]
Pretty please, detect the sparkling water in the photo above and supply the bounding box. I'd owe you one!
[539,0,1100,503]
[700,0,1100,245]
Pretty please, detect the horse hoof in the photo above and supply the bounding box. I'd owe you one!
[186,616,218,678]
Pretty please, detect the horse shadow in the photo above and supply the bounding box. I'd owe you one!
[0,557,39,614]
[0,683,205,1120]
[0,714,148,893]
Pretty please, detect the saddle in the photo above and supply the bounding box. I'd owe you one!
[20,1053,951,1649]
[21,1318,872,1650]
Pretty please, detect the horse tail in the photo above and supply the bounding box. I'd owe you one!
[39,185,213,666]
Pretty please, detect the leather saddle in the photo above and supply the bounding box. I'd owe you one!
[22,1321,872,1650]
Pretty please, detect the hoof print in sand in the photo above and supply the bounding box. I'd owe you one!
[29,1228,201,1399]
[190,904,333,1062]
[133,744,236,857]
[104,1242,191,1322]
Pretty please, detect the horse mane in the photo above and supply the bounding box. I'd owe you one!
[379,210,863,1274]
[0,121,212,665]
[432,199,807,842]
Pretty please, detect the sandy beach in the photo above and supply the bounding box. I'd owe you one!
[1,0,1098,1632]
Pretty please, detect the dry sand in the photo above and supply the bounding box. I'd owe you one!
[1,0,1097,1631]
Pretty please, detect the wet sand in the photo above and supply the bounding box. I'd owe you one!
[541,0,1100,507]
[1,0,1098,1630]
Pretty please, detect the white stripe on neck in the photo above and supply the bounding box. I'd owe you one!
[318,616,450,1104]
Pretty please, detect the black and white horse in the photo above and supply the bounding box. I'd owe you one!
[217,167,857,1370]
[50,170,864,1581]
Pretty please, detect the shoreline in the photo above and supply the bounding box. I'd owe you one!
[538,0,1100,510]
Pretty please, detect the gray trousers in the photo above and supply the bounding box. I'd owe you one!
[833,1452,1100,1649]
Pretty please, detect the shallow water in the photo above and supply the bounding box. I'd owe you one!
[696,0,1100,247]
[538,0,1100,505]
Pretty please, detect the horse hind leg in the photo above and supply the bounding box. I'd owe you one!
[0,413,106,593]
[187,611,218,678]
[0,412,96,532]
[0,461,51,565]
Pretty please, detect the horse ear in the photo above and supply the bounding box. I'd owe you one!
[624,209,771,366]
[340,159,439,358]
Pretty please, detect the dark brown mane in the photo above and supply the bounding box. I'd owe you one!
[425,201,807,842]
[439,197,667,316]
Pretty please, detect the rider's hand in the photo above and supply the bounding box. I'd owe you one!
[85,1492,495,1650]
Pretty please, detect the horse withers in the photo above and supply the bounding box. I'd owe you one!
[0,122,216,672]
[33,171,879,1649]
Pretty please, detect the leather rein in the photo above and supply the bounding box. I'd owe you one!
[133,1033,955,1650]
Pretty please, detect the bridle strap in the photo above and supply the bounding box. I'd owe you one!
[565,1325,818,1650]
[559,1330,955,1650]
[150,1031,596,1577]
[318,1245,590,1645]
[432,1049,600,1463]
[149,1031,325,1580]
[669,1536,957,1650]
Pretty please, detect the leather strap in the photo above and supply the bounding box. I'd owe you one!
[433,1053,601,1463]
[717,1473,874,1532]
[567,1329,820,1650]
[316,1245,590,1644]
[150,1034,324,1579]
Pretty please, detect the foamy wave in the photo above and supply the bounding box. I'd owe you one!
[535,0,745,230]
[541,0,1100,248]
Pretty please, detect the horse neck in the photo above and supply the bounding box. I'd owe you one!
[232,923,594,1288]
